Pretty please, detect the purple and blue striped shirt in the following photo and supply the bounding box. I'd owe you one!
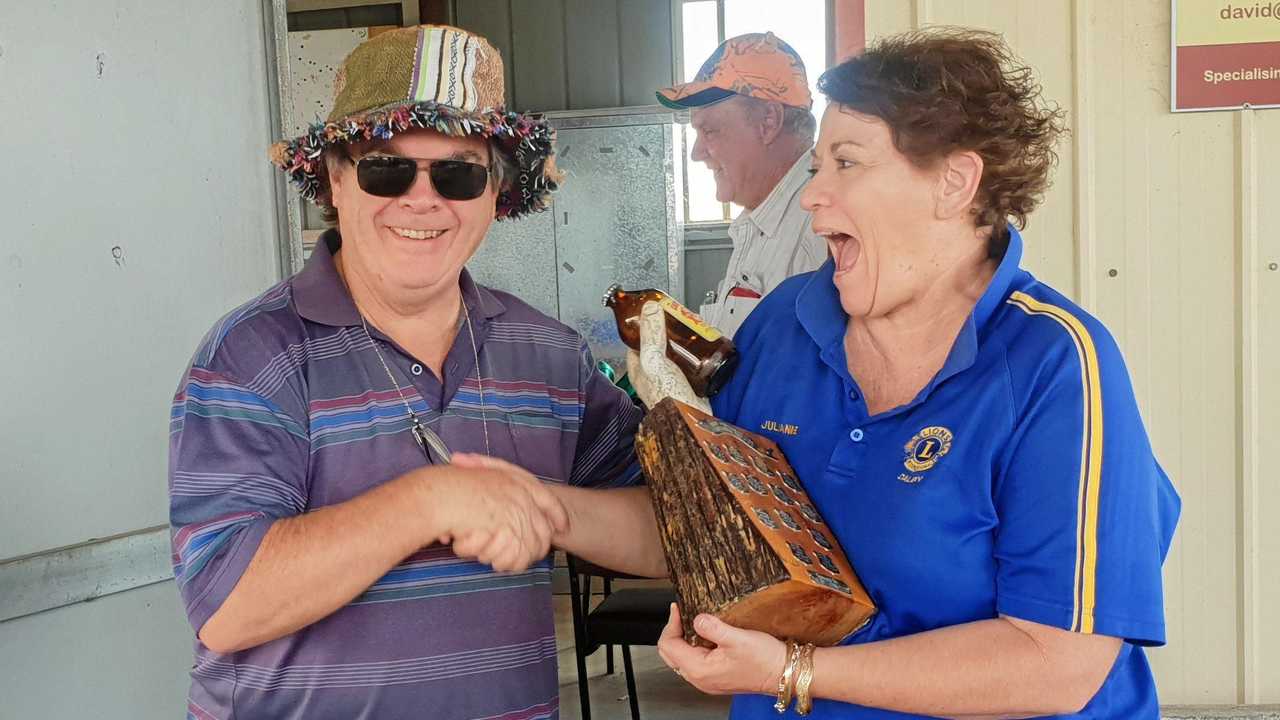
[169,230,643,719]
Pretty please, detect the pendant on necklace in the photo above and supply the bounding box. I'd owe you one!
[412,421,453,463]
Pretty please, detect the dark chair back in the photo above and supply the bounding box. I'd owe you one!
[566,555,676,720]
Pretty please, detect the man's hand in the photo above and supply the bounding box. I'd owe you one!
[425,453,569,572]
[624,300,711,412]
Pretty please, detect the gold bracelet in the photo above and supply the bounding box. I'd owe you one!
[794,643,816,716]
[773,640,800,713]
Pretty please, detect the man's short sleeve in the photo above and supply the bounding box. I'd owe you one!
[569,342,644,489]
[994,307,1180,646]
[168,366,310,634]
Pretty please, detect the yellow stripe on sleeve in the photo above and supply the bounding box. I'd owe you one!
[1007,291,1104,633]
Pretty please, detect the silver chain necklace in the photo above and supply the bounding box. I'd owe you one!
[359,301,491,463]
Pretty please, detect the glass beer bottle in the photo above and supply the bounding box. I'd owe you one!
[602,284,739,397]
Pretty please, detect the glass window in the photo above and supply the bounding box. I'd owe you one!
[681,1,726,223]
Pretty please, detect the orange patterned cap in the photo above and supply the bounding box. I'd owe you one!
[658,32,811,110]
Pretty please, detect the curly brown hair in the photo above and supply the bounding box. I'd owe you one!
[817,28,1065,258]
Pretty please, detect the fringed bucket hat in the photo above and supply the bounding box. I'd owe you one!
[269,24,560,220]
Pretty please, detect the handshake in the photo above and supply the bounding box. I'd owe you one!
[403,452,571,574]
[414,300,708,574]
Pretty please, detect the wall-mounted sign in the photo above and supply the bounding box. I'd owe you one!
[1172,0,1280,111]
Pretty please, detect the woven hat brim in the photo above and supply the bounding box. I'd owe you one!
[269,100,560,221]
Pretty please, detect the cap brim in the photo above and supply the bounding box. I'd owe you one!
[655,83,739,110]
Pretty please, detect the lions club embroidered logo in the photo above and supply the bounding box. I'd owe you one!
[903,426,953,473]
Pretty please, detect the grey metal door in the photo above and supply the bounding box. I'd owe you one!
[0,2,287,717]
[469,111,683,369]
[553,121,678,367]
[468,208,560,319]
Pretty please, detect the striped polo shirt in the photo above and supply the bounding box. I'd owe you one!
[713,227,1180,718]
[169,230,643,720]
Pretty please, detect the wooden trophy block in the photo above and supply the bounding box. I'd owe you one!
[636,398,876,647]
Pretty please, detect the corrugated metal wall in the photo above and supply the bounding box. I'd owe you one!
[867,0,1279,705]
[452,0,676,112]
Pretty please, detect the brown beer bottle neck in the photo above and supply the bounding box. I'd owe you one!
[602,284,739,398]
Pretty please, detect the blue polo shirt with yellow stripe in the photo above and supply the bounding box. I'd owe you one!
[713,228,1180,719]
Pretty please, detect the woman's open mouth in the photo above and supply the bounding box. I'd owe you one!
[820,231,860,276]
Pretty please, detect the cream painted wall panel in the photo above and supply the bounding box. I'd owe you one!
[1248,109,1280,702]
[922,0,1077,296]
[1086,0,1148,409]
[1144,111,1241,705]
[1087,0,1240,704]
[864,0,913,38]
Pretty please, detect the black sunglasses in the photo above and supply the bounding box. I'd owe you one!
[349,154,491,201]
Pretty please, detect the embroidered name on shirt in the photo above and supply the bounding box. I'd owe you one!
[761,420,799,436]
[902,426,953,475]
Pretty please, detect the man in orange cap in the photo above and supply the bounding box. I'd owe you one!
[659,32,826,338]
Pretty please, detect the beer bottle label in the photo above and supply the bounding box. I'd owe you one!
[659,297,723,341]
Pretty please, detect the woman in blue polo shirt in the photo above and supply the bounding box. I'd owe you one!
[654,28,1180,719]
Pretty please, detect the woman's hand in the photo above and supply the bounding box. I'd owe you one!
[656,602,789,696]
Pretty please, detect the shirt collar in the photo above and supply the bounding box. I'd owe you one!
[931,227,1023,387]
[795,259,845,354]
[796,226,1026,381]
[971,225,1024,331]
[293,228,507,328]
[730,153,812,240]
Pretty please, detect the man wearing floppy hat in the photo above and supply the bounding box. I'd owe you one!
[659,32,827,338]
[169,25,665,718]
